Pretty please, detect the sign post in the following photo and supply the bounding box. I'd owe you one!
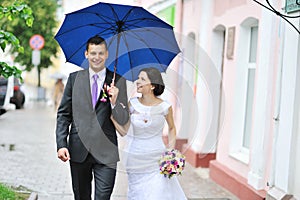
[29,34,45,100]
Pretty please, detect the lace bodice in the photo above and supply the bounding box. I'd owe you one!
[129,97,170,141]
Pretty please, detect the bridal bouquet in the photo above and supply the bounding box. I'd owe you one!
[159,149,186,178]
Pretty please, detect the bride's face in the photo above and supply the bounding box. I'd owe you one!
[136,71,153,94]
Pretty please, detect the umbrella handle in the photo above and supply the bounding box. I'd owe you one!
[112,70,115,86]
[111,78,115,86]
[112,33,121,86]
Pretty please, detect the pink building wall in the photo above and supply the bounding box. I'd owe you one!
[173,0,289,199]
[212,0,261,175]
[117,1,300,198]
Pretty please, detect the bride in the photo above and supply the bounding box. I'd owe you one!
[123,67,187,199]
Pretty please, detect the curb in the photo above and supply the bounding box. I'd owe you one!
[27,192,38,200]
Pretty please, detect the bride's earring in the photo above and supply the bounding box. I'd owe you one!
[150,87,155,94]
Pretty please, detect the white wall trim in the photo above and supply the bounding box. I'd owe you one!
[274,17,300,192]
[247,10,275,190]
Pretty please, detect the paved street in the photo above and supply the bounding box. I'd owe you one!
[0,86,238,200]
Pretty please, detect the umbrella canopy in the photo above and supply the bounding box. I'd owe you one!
[54,2,180,81]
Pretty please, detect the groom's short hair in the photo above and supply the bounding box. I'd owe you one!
[86,35,107,51]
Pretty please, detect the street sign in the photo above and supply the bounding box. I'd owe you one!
[29,34,45,50]
[32,50,41,66]
[285,0,300,13]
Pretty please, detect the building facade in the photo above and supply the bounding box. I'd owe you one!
[169,0,300,199]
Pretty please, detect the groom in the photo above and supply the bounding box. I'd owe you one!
[56,35,129,200]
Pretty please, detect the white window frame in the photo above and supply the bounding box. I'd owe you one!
[230,18,258,164]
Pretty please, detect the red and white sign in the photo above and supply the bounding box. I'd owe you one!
[29,34,45,50]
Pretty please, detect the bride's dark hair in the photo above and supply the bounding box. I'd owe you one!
[140,67,165,96]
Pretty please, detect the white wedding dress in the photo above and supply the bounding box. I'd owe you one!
[124,97,187,200]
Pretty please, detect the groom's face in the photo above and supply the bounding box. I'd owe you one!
[85,43,108,73]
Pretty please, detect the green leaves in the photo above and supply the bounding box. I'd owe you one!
[0,1,34,27]
[0,1,34,79]
[0,31,24,53]
[0,62,23,81]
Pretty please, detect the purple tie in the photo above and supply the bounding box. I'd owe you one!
[92,74,98,108]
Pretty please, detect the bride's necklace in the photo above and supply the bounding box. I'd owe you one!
[142,111,151,123]
[139,98,151,123]
[139,97,160,123]
[143,117,148,123]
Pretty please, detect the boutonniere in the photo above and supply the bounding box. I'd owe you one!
[100,83,108,102]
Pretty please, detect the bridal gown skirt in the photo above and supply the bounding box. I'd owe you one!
[125,136,187,200]
[124,97,187,200]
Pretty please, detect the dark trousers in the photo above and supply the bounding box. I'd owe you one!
[70,154,117,200]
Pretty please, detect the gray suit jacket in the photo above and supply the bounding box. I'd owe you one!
[56,69,129,164]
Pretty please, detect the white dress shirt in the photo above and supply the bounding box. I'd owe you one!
[89,68,106,100]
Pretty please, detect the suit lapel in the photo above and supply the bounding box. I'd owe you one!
[70,69,94,113]
[80,69,93,108]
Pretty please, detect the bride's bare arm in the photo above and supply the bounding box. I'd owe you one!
[165,106,176,149]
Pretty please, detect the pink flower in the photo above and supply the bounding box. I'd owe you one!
[158,149,185,178]
[100,83,108,102]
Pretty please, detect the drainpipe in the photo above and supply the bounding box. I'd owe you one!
[269,17,285,187]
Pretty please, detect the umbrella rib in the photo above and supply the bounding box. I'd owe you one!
[122,7,143,25]
[120,7,137,23]
[55,23,113,37]
[107,4,121,23]
[112,18,172,32]
[129,26,179,50]
[115,20,175,46]
[126,17,172,26]
[69,11,116,25]
[125,31,166,72]
[120,32,135,80]
[65,43,86,63]
[88,10,136,34]
[142,32,177,71]
[67,11,120,34]
[85,8,173,34]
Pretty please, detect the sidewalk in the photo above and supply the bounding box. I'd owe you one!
[0,85,238,200]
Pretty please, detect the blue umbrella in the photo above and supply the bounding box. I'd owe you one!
[54,2,180,81]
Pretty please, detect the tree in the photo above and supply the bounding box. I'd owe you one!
[1,0,59,87]
[0,1,34,80]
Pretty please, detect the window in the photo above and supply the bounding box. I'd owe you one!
[230,18,258,164]
[243,68,255,148]
[243,25,258,149]
[249,26,258,63]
